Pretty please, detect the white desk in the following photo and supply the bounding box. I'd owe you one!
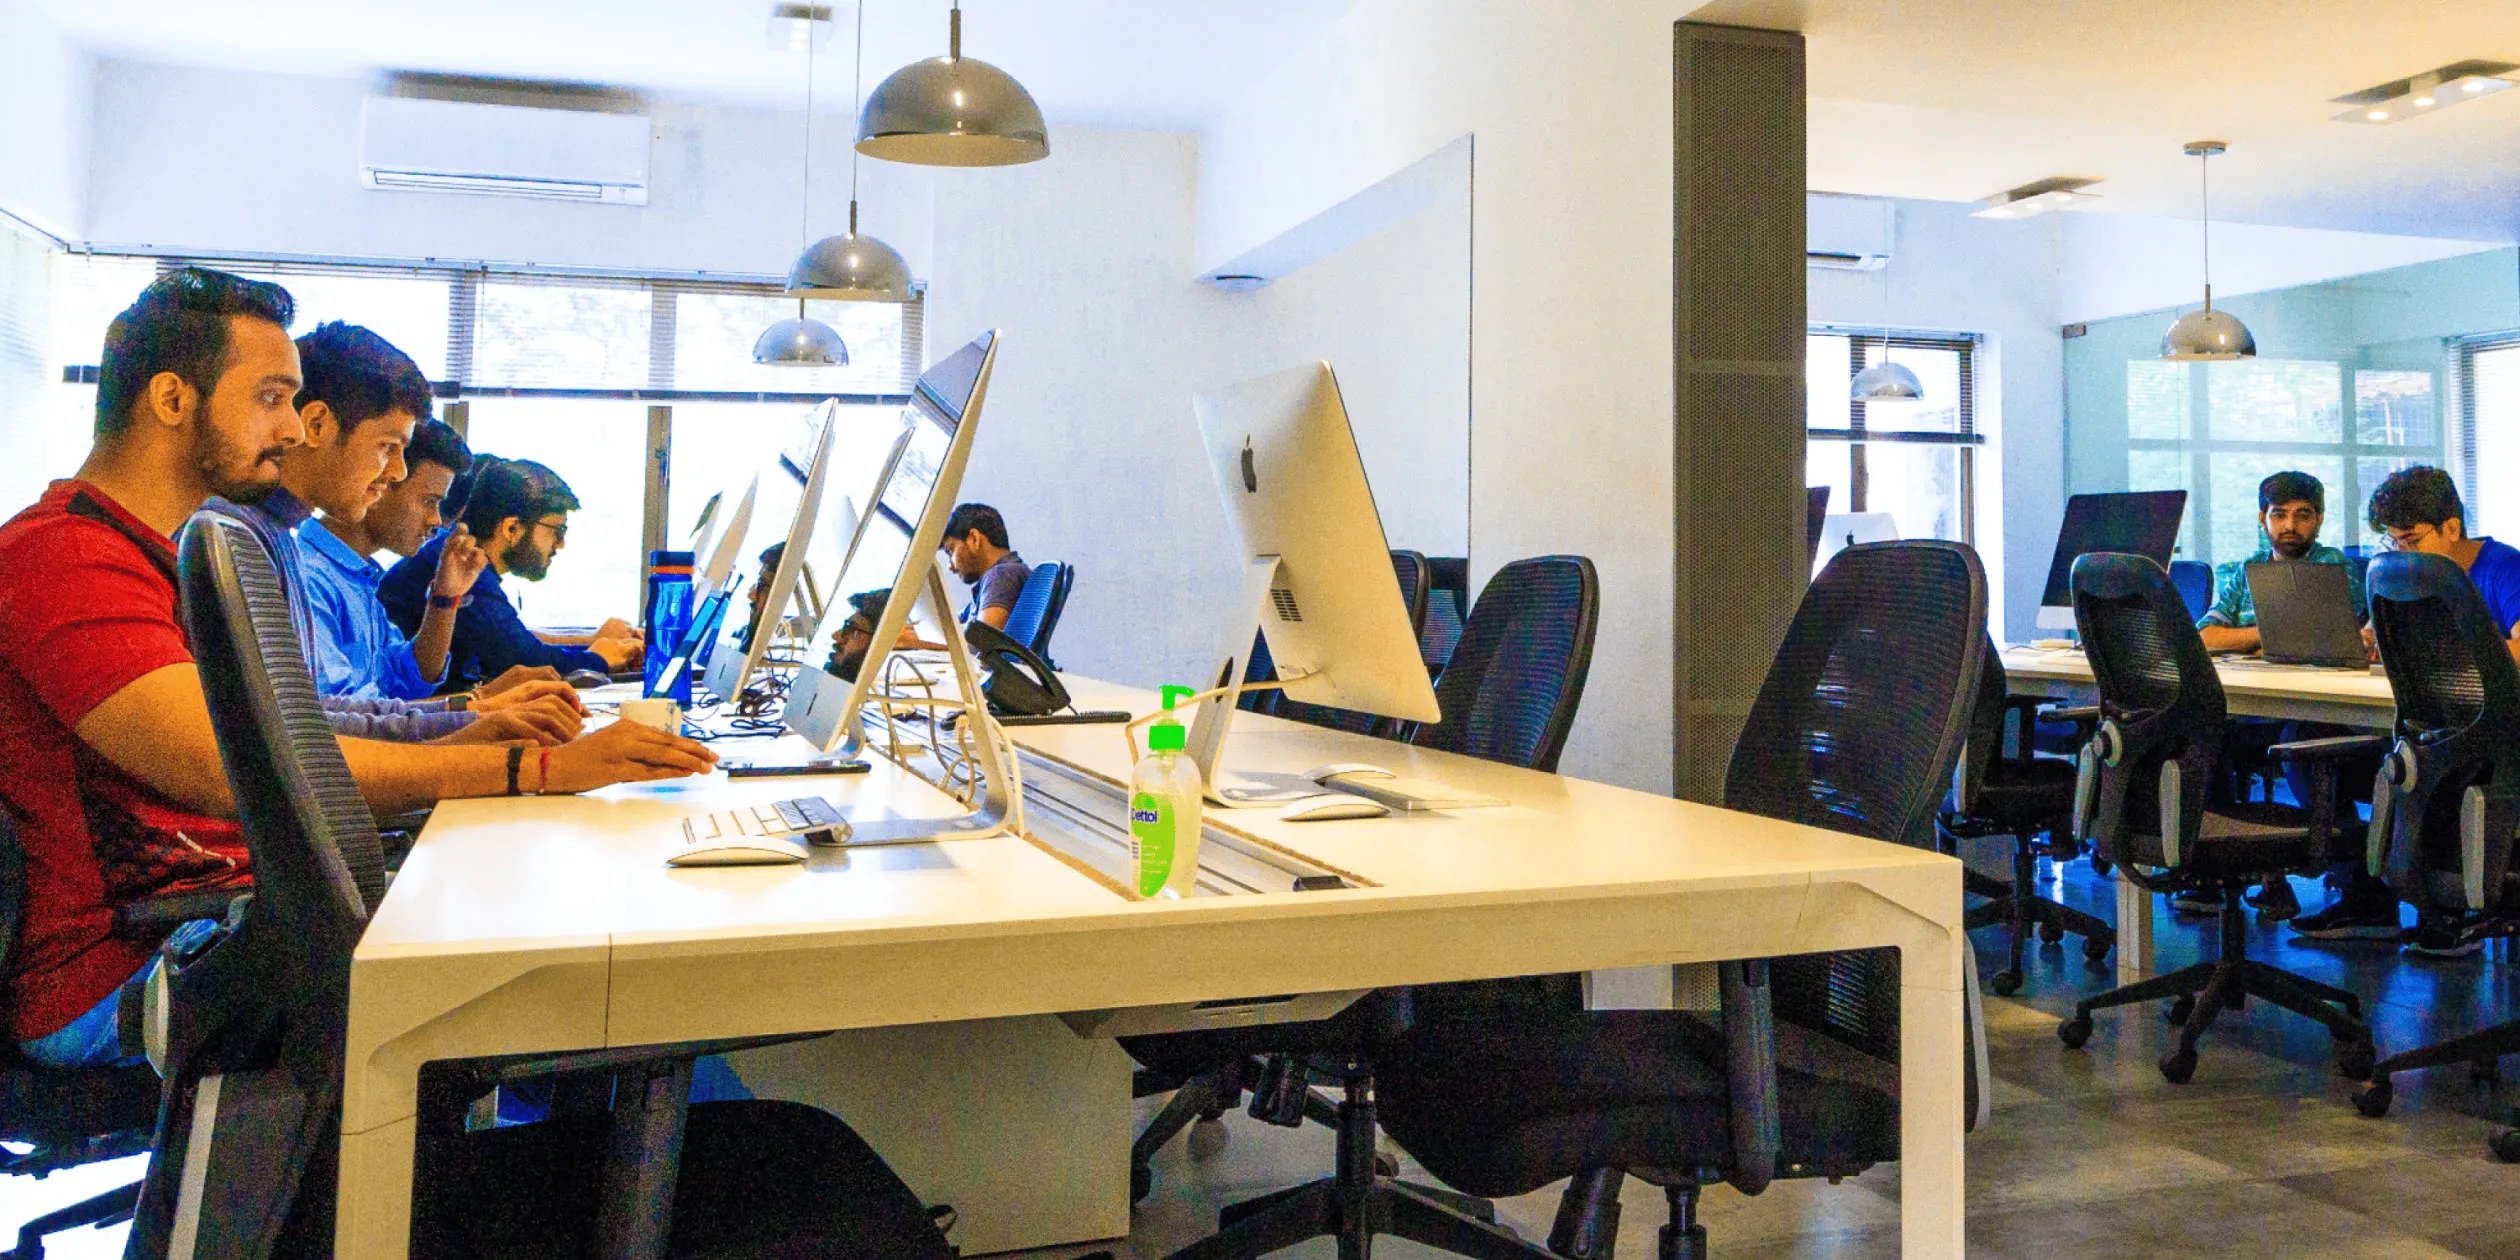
[2001,645,2394,982]
[336,677,1970,1258]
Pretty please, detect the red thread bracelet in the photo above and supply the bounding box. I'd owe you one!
[536,747,552,796]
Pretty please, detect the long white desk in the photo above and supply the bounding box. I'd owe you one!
[2001,645,2394,982]
[336,676,1970,1258]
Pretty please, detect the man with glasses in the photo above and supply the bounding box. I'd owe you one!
[379,458,644,686]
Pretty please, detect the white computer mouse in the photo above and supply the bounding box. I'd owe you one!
[1280,794,1392,822]
[666,835,811,867]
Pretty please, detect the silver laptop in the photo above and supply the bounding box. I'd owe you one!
[2246,561,2366,668]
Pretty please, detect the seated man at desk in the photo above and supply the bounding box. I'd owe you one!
[380,457,645,685]
[898,503,1031,651]
[0,268,719,1069]
[2195,470,2365,655]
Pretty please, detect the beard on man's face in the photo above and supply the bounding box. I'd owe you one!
[2269,532,2315,560]
[506,535,554,582]
[191,397,289,505]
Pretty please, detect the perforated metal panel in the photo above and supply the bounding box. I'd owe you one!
[1672,23,1807,802]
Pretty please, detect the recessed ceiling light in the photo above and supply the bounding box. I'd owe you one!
[766,2,833,52]
[1971,176,2102,220]
[2334,60,2514,124]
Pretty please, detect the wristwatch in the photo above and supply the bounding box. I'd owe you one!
[428,592,463,610]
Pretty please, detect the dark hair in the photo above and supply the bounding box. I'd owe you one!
[94,267,296,439]
[406,419,473,477]
[460,457,581,541]
[294,321,433,438]
[758,541,786,571]
[943,502,1008,549]
[2368,465,2467,534]
[2258,470,2325,515]
[442,453,492,522]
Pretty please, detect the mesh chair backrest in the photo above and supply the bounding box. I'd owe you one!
[1951,637,2008,812]
[1408,556,1599,773]
[1000,561,1064,654]
[2168,560,2214,621]
[1389,551,1431,638]
[2370,551,2520,741]
[2072,553,2226,730]
[1727,541,1987,853]
[1421,556,1469,671]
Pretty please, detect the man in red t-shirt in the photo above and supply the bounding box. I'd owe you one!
[0,268,721,1068]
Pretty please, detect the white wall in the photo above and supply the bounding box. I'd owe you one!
[80,59,935,280]
[1199,0,1712,794]
[2060,213,2503,325]
[1808,195,2062,643]
[0,0,91,239]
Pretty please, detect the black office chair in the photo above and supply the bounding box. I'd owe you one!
[1374,540,1993,1260]
[124,507,953,1259]
[0,813,173,1260]
[2347,552,2520,1158]
[1941,638,2116,993]
[1118,553,1600,1259]
[1421,556,1471,679]
[1000,560,1073,666]
[1276,550,1433,738]
[1803,485,1831,571]
[2169,558,2214,622]
[2054,552,2378,1085]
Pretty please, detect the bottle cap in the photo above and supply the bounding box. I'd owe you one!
[1161,685,1195,711]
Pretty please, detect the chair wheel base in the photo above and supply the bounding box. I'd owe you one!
[1131,1162,1153,1204]
[2353,1078,2394,1118]
[2082,936,2114,962]
[2058,1014,2093,1049]
[1991,969,2024,996]
[2335,1039,2376,1083]
[2165,995,2196,1026]
[1659,1223,1708,1260]
[2038,919,2066,944]
[2160,1049,2198,1084]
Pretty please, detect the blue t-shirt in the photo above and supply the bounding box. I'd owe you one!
[2467,537,2520,638]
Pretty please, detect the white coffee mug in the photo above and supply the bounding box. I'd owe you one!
[618,698,684,732]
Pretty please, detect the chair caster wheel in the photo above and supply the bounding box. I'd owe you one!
[2159,1049,2198,1084]
[1131,1163,1153,1205]
[2058,1014,2093,1049]
[2039,919,2066,944]
[2336,1039,2376,1082]
[1186,1116,1230,1161]
[2090,857,2113,878]
[2490,1128,2520,1163]
[2082,936,2114,962]
[2353,1078,2394,1118]
[2165,995,2196,1026]
[1991,969,2024,996]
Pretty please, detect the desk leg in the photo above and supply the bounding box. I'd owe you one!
[2116,872,2153,985]
[336,1115,419,1260]
[1900,929,1966,1258]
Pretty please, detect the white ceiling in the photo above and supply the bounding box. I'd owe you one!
[1699,0,2520,242]
[33,0,1353,132]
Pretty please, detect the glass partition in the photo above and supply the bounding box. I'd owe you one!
[2065,248,2520,566]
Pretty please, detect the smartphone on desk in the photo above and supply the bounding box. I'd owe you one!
[723,758,871,779]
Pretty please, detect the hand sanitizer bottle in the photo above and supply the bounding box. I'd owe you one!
[1131,685,1206,899]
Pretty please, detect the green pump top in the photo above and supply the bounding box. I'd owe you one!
[1149,684,1194,752]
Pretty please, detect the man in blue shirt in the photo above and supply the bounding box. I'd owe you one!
[257,323,581,745]
[299,416,479,700]
[379,458,643,686]
[2354,466,2520,958]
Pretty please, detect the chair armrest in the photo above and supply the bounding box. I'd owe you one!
[112,886,247,939]
[1717,960,1779,1196]
[2040,704,2100,727]
[2266,735,2389,763]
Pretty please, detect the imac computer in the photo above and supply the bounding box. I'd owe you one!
[780,331,1023,840]
[689,474,759,599]
[1186,362,1451,807]
[1813,511,1899,575]
[2035,490,2189,631]
[702,405,838,703]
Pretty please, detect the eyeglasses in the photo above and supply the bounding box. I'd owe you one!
[2379,526,2435,553]
[530,517,569,544]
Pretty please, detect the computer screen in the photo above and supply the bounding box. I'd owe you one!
[2036,490,2189,630]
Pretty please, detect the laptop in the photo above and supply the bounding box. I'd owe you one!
[645,589,734,699]
[2246,561,2366,668]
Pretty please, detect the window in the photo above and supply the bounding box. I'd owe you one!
[1804,329,1981,547]
[43,253,928,632]
[2460,336,2520,537]
[2126,357,2444,564]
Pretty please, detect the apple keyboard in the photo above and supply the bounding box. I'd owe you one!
[669,796,854,867]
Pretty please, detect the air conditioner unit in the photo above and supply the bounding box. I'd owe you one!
[1806,193,1892,271]
[361,97,651,205]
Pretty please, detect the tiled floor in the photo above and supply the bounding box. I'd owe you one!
[7,850,2517,1258]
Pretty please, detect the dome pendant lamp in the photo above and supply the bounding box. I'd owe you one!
[789,0,915,301]
[2162,140,2256,361]
[757,7,848,365]
[1851,220,1923,402]
[856,1,1049,167]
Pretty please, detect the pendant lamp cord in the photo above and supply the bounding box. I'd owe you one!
[951,2,962,61]
[2199,150,2213,309]
[849,0,865,234]
[799,12,818,255]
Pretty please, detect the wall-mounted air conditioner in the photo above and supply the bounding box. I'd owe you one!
[1806,193,1893,271]
[361,97,652,205]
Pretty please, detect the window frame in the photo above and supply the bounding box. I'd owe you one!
[1805,325,1984,545]
[2456,330,2520,519]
